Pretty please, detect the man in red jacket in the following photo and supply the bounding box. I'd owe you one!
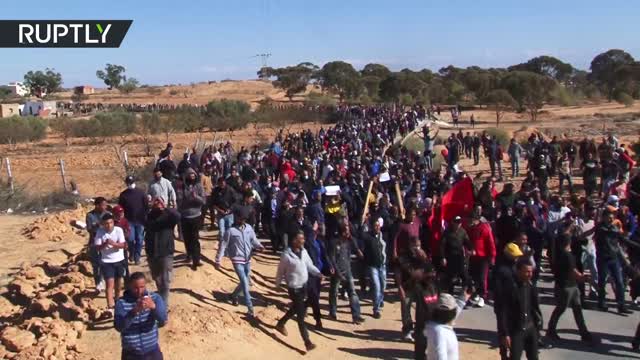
[465,210,496,307]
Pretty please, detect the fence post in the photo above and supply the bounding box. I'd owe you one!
[5,157,14,194]
[59,159,68,192]
[123,150,129,169]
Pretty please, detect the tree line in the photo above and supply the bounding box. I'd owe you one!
[259,49,640,122]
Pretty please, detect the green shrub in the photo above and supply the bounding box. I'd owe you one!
[0,116,48,144]
[616,92,634,107]
[205,99,250,119]
[399,93,415,106]
[484,127,510,146]
[550,86,577,106]
[304,92,337,107]
[71,111,136,138]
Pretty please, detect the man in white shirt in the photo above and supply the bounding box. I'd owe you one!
[95,213,128,312]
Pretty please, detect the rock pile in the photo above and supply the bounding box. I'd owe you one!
[0,248,101,359]
[22,206,88,243]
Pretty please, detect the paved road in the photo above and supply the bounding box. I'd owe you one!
[455,272,639,360]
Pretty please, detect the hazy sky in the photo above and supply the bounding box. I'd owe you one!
[1,0,638,87]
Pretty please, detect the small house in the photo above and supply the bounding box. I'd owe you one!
[23,100,57,117]
[0,103,21,118]
[4,82,28,97]
[74,85,95,95]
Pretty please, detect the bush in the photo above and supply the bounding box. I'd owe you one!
[550,86,577,106]
[0,116,48,144]
[304,92,337,107]
[399,93,415,107]
[484,127,510,146]
[71,111,136,138]
[0,183,79,211]
[616,92,634,107]
[169,89,179,96]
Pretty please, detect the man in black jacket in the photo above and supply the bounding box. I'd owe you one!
[595,210,631,313]
[145,197,180,306]
[361,218,387,319]
[119,175,149,265]
[497,257,542,360]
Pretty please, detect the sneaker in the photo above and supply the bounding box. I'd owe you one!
[474,297,485,308]
[305,342,317,352]
[230,296,239,306]
[315,320,323,330]
[373,311,381,319]
[403,331,415,342]
[96,279,106,292]
[275,324,288,336]
[353,317,365,325]
[134,259,140,265]
[329,313,337,321]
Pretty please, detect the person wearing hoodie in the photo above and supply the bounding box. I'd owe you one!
[119,175,149,265]
[465,213,496,307]
[145,197,180,306]
[148,167,176,208]
[176,168,206,270]
[214,207,265,317]
[115,272,167,360]
[274,231,323,353]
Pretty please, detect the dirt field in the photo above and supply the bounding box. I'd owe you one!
[1,82,640,359]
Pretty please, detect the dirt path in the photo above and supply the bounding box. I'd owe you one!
[78,228,495,360]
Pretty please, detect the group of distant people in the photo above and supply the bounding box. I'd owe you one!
[82,103,640,360]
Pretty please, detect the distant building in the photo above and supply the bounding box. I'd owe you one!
[74,85,95,95]
[0,103,21,118]
[3,82,28,97]
[23,100,57,117]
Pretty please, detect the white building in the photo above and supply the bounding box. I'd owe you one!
[4,82,28,97]
[23,100,57,117]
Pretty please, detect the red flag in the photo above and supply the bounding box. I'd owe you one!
[428,177,475,256]
[441,177,475,222]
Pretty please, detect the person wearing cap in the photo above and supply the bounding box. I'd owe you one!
[214,206,265,318]
[439,216,473,295]
[423,291,471,360]
[492,242,523,360]
[95,213,128,312]
[148,167,176,208]
[119,176,149,265]
[145,197,180,306]
[546,224,594,344]
[595,210,631,314]
[176,167,206,270]
[112,205,131,276]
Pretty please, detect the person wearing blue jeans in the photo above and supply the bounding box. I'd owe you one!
[119,176,149,265]
[595,211,632,314]
[231,262,253,312]
[369,266,386,316]
[129,222,145,264]
[215,207,264,317]
[218,214,234,240]
[361,219,387,318]
[328,226,365,324]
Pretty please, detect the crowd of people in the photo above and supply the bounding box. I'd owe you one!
[82,104,640,360]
